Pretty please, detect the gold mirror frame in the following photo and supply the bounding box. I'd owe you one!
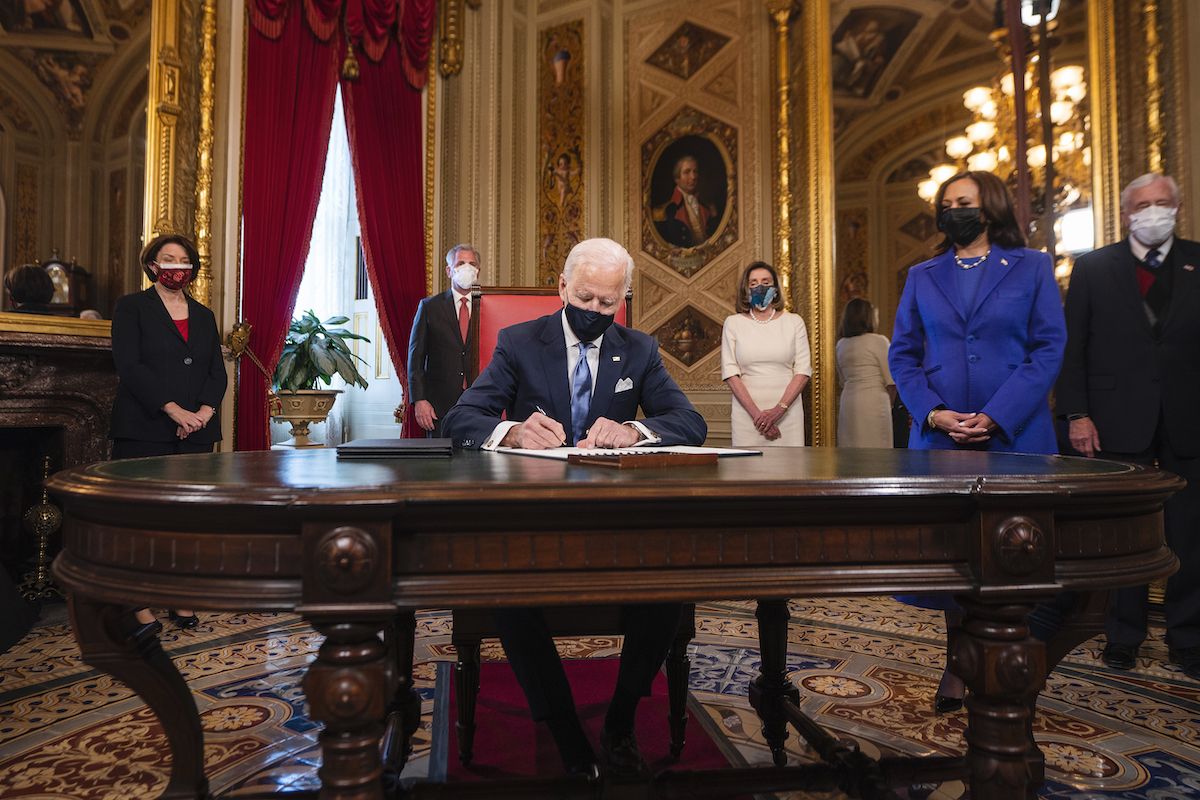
[771,0,1121,447]
[0,0,216,339]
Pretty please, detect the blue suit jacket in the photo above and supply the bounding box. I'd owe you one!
[442,311,707,449]
[888,246,1065,453]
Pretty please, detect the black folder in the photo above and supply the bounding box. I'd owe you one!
[335,438,453,459]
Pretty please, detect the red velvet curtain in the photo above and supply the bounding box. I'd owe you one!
[239,0,433,449]
[239,5,340,451]
[344,50,428,440]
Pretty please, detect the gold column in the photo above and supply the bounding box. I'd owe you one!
[440,0,465,77]
[192,0,218,307]
[1088,0,1121,246]
[144,0,184,244]
[1144,0,1163,173]
[767,1,794,312]
[792,0,835,447]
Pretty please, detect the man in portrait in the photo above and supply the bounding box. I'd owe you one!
[654,154,719,249]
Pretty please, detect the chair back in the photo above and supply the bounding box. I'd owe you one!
[467,286,631,379]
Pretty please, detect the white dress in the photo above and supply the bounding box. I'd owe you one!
[836,333,894,448]
[721,312,812,447]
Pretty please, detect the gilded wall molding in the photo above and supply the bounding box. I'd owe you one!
[788,0,835,446]
[425,51,438,294]
[1087,0,1120,246]
[193,0,218,307]
[767,1,795,311]
[144,0,211,304]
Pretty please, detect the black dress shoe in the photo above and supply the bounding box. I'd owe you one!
[600,727,648,778]
[933,693,964,714]
[130,619,163,642]
[1101,642,1138,670]
[168,611,200,630]
[565,760,601,782]
[1168,645,1200,681]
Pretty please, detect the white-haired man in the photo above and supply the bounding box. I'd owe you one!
[1056,173,1200,680]
[406,244,481,437]
[443,237,706,776]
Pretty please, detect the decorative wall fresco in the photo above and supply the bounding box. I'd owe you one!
[645,22,730,80]
[831,7,920,99]
[641,107,737,278]
[651,304,724,368]
[835,208,869,306]
[537,19,585,286]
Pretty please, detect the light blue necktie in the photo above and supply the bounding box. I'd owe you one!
[570,341,593,445]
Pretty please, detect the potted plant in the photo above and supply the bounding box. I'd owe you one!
[270,310,370,448]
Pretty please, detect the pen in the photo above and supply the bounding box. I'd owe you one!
[533,406,567,446]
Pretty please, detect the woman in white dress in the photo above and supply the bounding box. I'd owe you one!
[721,262,812,447]
[836,298,896,447]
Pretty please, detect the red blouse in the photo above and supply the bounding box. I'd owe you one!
[174,318,189,341]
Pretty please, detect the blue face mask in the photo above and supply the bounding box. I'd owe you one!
[749,285,777,310]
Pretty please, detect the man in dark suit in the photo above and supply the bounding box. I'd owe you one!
[1056,173,1200,681]
[443,238,706,777]
[406,244,480,437]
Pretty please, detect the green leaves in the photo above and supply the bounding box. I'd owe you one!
[272,309,371,391]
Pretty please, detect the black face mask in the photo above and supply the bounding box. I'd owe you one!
[939,207,986,247]
[563,302,616,342]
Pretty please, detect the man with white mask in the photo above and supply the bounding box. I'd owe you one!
[1057,173,1200,680]
[406,244,481,437]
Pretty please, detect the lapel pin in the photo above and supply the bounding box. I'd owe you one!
[612,355,621,361]
[1184,264,1196,272]
[1000,258,1009,266]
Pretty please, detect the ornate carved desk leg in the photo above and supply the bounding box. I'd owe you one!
[750,599,799,767]
[301,521,397,799]
[303,620,391,800]
[68,595,209,800]
[954,599,1046,800]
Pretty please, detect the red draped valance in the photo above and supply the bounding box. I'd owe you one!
[248,0,433,88]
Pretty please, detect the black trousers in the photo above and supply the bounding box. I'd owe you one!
[1101,418,1200,649]
[493,603,682,721]
[111,439,215,459]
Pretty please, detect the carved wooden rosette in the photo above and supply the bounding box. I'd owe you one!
[301,522,397,799]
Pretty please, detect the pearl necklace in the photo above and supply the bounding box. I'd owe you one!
[954,247,991,270]
[749,308,777,325]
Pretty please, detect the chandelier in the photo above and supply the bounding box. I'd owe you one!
[916,10,1092,261]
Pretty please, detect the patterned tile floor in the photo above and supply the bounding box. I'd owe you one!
[1,597,1198,798]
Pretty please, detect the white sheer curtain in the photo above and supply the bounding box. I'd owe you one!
[272,87,361,445]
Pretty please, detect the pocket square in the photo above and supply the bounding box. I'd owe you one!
[615,377,634,393]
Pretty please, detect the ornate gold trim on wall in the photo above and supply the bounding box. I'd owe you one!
[767,1,794,312]
[789,0,835,447]
[1088,0,1121,246]
[144,0,214,305]
[425,50,438,294]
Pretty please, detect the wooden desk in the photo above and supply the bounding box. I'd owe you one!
[49,448,1180,800]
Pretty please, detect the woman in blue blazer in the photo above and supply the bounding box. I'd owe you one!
[889,171,1066,712]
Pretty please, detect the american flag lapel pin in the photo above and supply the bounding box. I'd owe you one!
[1184,264,1196,272]
[612,355,621,361]
[1000,257,1009,266]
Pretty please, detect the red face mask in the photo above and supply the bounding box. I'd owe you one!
[153,263,192,290]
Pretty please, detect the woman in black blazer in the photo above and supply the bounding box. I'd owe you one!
[111,233,227,631]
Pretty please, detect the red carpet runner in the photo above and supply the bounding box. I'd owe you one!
[444,658,733,781]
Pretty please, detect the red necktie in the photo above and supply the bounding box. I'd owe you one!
[459,297,469,388]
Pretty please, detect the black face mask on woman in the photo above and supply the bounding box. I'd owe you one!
[564,301,615,342]
[938,207,986,247]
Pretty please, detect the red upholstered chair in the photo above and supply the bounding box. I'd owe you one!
[452,286,695,765]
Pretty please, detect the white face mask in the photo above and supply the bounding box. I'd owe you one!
[1129,205,1178,248]
[451,264,479,291]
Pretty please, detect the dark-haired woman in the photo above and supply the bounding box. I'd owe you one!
[111,234,227,633]
[889,171,1066,712]
[721,261,811,446]
[4,264,55,313]
[836,298,895,448]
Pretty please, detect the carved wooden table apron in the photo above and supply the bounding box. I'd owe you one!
[49,448,1180,800]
